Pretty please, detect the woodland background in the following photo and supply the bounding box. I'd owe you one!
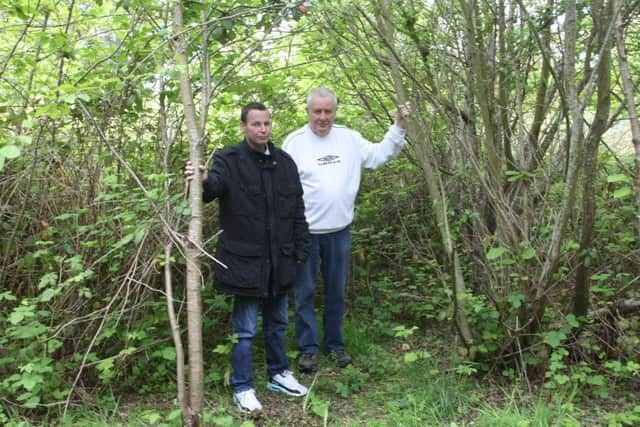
[1,0,639,426]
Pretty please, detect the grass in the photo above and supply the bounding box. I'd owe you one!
[3,311,640,426]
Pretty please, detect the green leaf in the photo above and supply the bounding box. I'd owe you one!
[507,292,525,309]
[606,173,629,183]
[404,352,418,363]
[113,233,134,249]
[18,134,32,145]
[159,346,176,361]
[119,346,137,356]
[311,401,329,419]
[11,321,47,339]
[521,248,535,260]
[66,254,84,273]
[55,212,78,220]
[0,291,17,301]
[20,373,44,391]
[587,374,605,386]
[103,174,119,188]
[96,358,115,380]
[39,288,59,303]
[47,339,64,353]
[486,246,507,260]
[613,186,632,199]
[167,409,182,421]
[209,415,234,426]
[14,5,28,20]
[544,330,566,347]
[213,344,230,354]
[38,272,58,289]
[9,310,28,325]
[16,393,40,408]
[142,412,162,424]
[0,144,21,159]
[134,225,147,244]
[566,314,579,328]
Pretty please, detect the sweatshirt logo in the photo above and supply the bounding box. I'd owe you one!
[317,154,340,166]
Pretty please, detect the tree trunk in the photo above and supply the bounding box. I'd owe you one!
[615,1,640,242]
[573,0,612,316]
[459,0,503,195]
[172,2,204,425]
[525,0,554,170]
[159,65,188,419]
[533,0,584,326]
[375,0,475,358]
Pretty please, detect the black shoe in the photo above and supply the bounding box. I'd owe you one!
[297,353,319,373]
[329,350,353,368]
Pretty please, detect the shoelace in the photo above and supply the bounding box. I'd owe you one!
[279,369,293,378]
[239,390,258,405]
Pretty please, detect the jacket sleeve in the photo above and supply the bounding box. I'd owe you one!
[202,152,228,203]
[357,124,406,169]
[292,164,311,262]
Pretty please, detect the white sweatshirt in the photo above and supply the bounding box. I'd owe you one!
[282,123,406,234]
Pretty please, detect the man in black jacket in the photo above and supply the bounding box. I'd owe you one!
[185,102,311,413]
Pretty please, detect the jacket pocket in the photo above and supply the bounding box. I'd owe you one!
[277,184,298,218]
[232,184,264,217]
[214,240,264,289]
[276,243,297,289]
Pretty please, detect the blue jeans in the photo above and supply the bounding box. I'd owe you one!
[294,226,351,354]
[230,294,289,393]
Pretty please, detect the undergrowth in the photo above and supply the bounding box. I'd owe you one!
[4,312,639,426]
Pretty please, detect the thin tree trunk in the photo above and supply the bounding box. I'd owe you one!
[375,0,475,358]
[533,0,584,324]
[615,2,640,241]
[164,241,187,418]
[159,59,188,418]
[573,0,612,316]
[526,0,554,170]
[459,0,502,194]
[497,0,516,170]
[173,2,204,425]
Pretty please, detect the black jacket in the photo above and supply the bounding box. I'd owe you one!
[203,139,310,297]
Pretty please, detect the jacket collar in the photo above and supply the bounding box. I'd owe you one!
[240,138,274,159]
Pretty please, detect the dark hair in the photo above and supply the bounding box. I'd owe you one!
[240,102,269,123]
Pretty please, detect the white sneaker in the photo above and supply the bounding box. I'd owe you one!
[233,388,262,412]
[267,370,308,396]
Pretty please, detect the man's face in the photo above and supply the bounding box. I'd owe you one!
[241,109,272,150]
[307,96,336,137]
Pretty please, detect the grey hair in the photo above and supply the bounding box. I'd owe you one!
[307,87,338,108]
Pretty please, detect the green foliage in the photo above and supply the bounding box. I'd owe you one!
[473,395,582,427]
[335,365,369,398]
[206,333,236,386]
[303,375,331,425]
[357,344,400,380]
[604,406,640,427]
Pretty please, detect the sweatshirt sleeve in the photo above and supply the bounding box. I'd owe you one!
[357,124,406,169]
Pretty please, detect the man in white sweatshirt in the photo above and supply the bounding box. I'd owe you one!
[282,87,408,372]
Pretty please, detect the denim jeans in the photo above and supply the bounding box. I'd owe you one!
[230,294,289,393]
[294,226,351,354]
